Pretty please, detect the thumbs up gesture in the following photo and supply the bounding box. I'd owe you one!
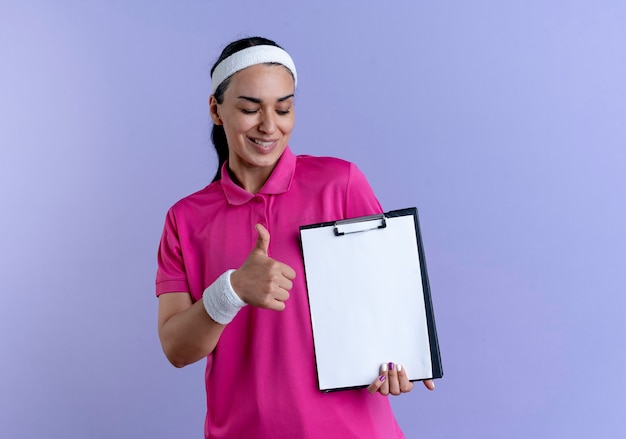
[230,224,297,311]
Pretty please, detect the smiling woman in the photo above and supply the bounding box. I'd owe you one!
[208,38,298,185]
[210,63,295,193]
[154,36,433,439]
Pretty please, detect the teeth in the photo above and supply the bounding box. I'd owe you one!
[253,139,274,147]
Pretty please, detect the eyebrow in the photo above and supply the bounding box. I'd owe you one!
[237,94,294,104]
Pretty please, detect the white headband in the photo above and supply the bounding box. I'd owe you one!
[211,45,298,94]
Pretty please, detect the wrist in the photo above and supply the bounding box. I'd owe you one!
[202,270,247,324]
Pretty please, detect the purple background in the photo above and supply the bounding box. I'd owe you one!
[2,1,625,438]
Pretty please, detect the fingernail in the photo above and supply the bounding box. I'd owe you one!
[381,363,388,372]
[397,363,403,372]
[388,362,394,371]
[379,375,386,382]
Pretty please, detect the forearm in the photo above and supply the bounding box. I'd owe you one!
[158,295,226,368]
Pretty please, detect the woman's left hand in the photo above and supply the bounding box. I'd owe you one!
[367,362,435,395]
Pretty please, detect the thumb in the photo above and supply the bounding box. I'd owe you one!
[252,224,270,256]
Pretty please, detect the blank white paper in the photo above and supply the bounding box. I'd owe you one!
[300,214,433,391]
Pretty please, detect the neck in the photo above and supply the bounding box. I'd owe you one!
[227,165,272,194]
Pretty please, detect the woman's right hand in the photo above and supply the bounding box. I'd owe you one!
[230,224,296,311]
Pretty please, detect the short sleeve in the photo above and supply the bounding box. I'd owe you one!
[155,208,190,296]
[345,163,384,218]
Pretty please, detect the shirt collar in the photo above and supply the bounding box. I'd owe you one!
[221,146,296,205]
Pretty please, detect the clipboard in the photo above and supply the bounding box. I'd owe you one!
[299,208,442,392]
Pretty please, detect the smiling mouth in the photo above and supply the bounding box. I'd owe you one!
[250,138,276,148]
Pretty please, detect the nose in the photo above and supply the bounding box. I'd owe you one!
[258,110,276,134]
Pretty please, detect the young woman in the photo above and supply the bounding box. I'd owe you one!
[156,36,434,439]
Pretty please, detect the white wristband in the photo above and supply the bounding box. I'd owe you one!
[202,270,246,324]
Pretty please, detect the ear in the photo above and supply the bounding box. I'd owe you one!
[209,95,223,125]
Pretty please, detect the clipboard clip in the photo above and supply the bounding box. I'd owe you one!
[333,214,387,236]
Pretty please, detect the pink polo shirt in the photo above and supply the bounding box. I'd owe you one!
[156,147,405,439]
